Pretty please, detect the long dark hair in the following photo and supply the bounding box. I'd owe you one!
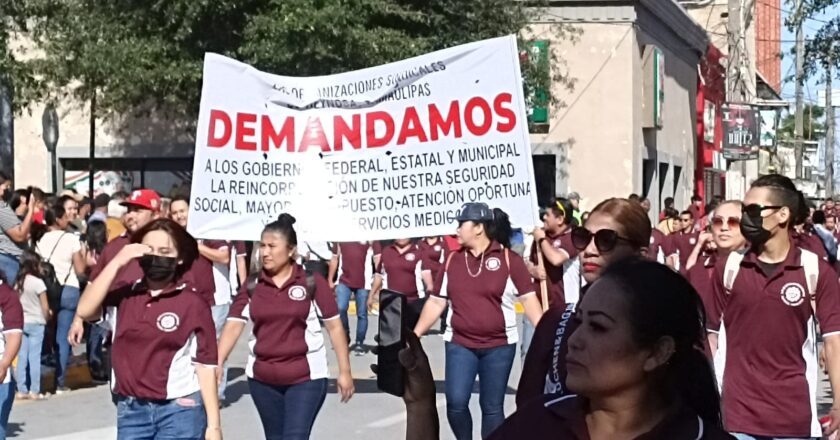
[15,250,43,291]
[599,258,722,427]
[85,220,108,256]
[131,218,198,280]
[751,174,807,227]
[481,208,512,248]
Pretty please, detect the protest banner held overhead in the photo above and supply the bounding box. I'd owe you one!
[187,35,540,242]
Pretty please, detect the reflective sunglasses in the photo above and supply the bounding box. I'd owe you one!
[571,227,633,252]
[742,203,782,218]
[711,216,741,229]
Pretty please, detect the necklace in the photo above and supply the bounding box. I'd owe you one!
[465,250,485,278]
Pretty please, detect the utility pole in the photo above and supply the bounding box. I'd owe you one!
[794,0,805,179]
[827,65,835,197]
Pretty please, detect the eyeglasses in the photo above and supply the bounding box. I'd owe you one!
[571,227,633,252]
[711,216,741,229]
[742,204,783,218]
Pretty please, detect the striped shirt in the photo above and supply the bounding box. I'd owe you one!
[0,202,23,257]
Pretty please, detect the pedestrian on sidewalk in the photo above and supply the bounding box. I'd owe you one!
[328,241,380,355]
[0,268,24,440]
[218,214,354,439]
[516,198,651,408]
[0,174,36,283]
[413,202,544,440]
[75,218,221,440]
[13,251,50,400]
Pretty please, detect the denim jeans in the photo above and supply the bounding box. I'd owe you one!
[444,342,516,440]
[116,391,206,440]
[335,284,368,345]
[211,303,230,400]
[520,316,534,363]
[86,323,108,378]
[248,377,327,440]
[0,380,14,440]
[0,253,19,286]
[56,285,81,388]
[16,323,45,394]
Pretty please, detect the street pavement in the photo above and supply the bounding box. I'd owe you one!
[7,321,835,439]
[7,318,521,440]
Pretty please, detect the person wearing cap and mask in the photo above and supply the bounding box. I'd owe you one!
[413,202,543,440]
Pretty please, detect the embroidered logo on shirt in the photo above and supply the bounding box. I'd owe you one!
[156,312,180,332]
[553,240,562,248]
[433,245,441,252]
[780,282,806,307]
[690,238,697,245]
[405,253,416,262]
[289,286,307,301]
[650,236,655,244]
[485,257,501,271]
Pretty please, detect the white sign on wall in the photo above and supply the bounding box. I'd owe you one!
[187,36,539,242]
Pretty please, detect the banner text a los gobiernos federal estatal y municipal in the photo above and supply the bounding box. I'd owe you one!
[187,35,540,242]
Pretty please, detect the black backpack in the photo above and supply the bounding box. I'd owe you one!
[245,268,317,299]
[39,232,72,311]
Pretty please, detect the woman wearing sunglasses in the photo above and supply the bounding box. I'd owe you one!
[414,202,543,440]
[685,201,746,320]
[516,198,650,408]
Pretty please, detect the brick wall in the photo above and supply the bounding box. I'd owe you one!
[756,0,782,93]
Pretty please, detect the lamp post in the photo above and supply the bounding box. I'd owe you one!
[41,104,59,194]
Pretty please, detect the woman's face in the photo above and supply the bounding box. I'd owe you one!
[260,231,296,273]
[580,212,639,284]
[456,221,483,247]
[565,278,666,398]
[141,230,179,259]
[170,200,190,228]
[712,203,745,252]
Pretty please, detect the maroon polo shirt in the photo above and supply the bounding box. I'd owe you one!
[233,241,247,257]
[418,237,448,290]
[671,231,700,271]
[228,264,339,386]
[336,242,375,289]
[709,245,840,437]
[106,281,217,400]
[647,229,666,262]
[490,395,735,439]
[432,241,535,349]
[376,243,421,301]
[686,253,718,322]
[89,233,216,306]
[529,229,577,308]
[0,280,23,385]
[792,230,828,261]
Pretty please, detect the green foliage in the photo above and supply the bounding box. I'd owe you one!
[785,0,840,77]
[1,0,577,124]
[777,104,826,141]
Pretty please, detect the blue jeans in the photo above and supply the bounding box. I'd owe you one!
[0,253,19,285]
[16,323,45,394]
[520,316,535,363]
[248,378,327,440]
[0,380,14,440]
[116,391,206,440]
[86,323,108,376]
[445,342,516,440]
[56,285,80,388]
[335,284,368,345]
[732,435,818,440]
[211,303,230,400]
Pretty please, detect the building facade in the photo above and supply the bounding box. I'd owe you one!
[528,0,707,217]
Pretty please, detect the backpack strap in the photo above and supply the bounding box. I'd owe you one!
[723,249,747,293]
[800,249,819,315]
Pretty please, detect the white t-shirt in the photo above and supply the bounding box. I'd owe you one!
[21,275,48,325]
[36,230,82,289]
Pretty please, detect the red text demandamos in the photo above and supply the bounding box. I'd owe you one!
[205,93,517,152]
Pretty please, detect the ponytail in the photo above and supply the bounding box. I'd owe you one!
[669,345,723,428]
[486,208,512,248]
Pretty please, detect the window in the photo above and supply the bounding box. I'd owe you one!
[532,155,556,207]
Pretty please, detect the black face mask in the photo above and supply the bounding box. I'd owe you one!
[740,212,771,246]
[139,255,179,282]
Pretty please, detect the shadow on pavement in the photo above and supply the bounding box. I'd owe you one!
[6,422,24,438]
[222,368,250,407]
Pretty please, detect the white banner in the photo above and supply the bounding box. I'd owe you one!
[187,36,539,242]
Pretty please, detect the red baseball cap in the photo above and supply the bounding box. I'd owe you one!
[121,189,161,212]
